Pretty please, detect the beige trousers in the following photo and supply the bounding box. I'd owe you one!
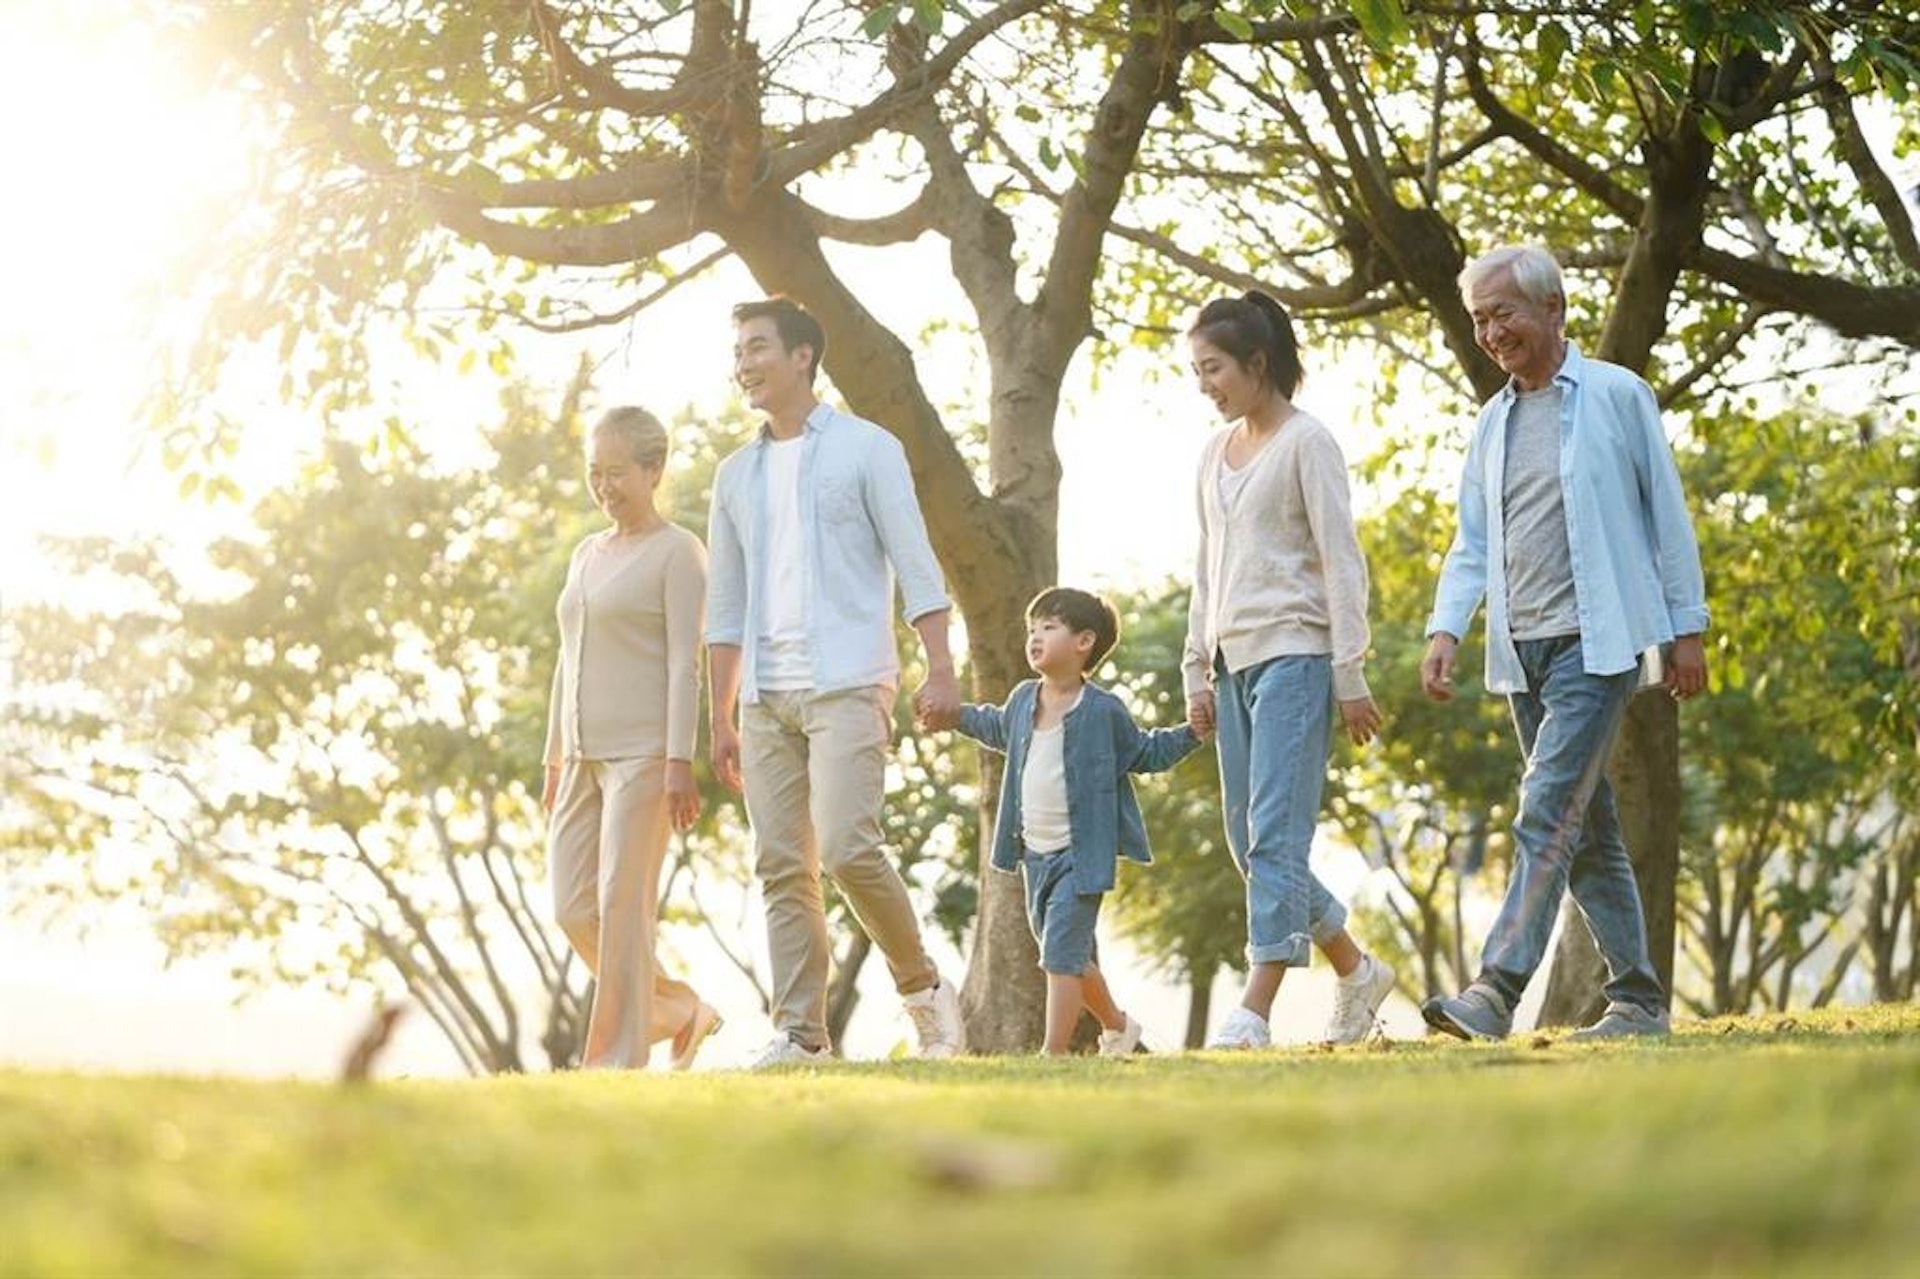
[549,756,700,1069]
[742,686,938,1051]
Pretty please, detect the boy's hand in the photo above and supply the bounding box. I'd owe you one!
[1186,691,1216,738]
[916,702,961,732]
[1338,696,1382,746]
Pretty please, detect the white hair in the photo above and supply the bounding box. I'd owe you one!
[591,406,669,468]
[1459,245,1565,307]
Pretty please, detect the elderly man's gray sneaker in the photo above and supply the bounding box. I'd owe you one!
[1567,1003,1671,1042]
[1421,983,1512,1041]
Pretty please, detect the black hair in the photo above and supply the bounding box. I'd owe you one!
[732,296,827,385]
[1187,290,1303,398]
[1027,586,1121,672]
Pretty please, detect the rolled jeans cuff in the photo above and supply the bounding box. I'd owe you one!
[1248,933,1313,967]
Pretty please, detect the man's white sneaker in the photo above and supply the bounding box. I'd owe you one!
[903,978,967,1058]
[747,1036,832,1070]
[1206,1005,1271,1050]
[1324,954,1396,1045]
[1097,1014,1145,1057]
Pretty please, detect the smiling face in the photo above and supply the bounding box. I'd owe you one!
[1188,333,1267,423]
[587,429,660,526]
[732,315,815,418]
[1026,613,1094,679]
[1467,268,1567,391]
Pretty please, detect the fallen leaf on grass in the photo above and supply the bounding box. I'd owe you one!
[916,1136,1064,1193]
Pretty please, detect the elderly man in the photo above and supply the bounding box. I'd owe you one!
[1419,245,1709,1042]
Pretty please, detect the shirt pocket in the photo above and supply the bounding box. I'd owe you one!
[817,465,866,525]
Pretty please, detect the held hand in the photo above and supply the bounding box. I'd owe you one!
[1666,634,1708,701]
[665,759,702,832]
[914,669,962,732]
[710,720,744,794]
[1420,633,1459,702]
[1339,696,1383,747]
[1187,690,1217,739]
[542,764,561,815]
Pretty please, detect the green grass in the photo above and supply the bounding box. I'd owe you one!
[4,1006,1919,1278]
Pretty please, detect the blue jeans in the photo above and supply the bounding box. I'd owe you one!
[1214,654,1349,967]
[1478,635,1665,1014]
[1021,847,1102,976]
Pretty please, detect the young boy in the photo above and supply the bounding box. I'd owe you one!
[945,587,1206,1055]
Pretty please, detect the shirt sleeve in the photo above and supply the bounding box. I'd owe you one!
[864,433,952,624]
[1627,378,1711,637]
[957,700,1011,754]
[1427,411,1492,644]
[704,461,747,646]
[1182,441,1216,698]
[543,658,563,768]
[1113,700,1204,774]
[663,532,708,762]
[1297,427,1374,703]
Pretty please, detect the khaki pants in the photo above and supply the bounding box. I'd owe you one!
[549,756,700,1068]
[743,686,937,1051]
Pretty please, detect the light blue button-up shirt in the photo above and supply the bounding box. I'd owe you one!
[706,402,951,704]
[1426,343,1709,695]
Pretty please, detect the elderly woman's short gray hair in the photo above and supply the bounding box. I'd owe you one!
[1458,245,1565,307]
[591,406,669,469]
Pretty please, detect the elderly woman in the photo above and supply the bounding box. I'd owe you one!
[543,406,720,1070]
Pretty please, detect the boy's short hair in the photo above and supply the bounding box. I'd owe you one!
[731,296,826,384]
[1027,586,1120,672]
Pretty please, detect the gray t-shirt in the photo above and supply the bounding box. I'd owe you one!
[1502,386,1581,640]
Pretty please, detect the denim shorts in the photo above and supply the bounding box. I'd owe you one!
[1021,847,1102,976]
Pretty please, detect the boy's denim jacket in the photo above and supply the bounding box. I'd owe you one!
[957,679,1203,896]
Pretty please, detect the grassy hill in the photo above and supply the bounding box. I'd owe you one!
[4,1005,1917,1277]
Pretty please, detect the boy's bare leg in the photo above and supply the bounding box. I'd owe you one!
[1044,973,1086,1055]
[1079,963,1127,1032]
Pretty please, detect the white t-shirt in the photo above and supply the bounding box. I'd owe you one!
[1020,689,1083,853]
[1218,454,1256,509]
[757,437,813,690]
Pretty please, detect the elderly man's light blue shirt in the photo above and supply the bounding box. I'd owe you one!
[1427,343,1709,695]
[706,402,951,704]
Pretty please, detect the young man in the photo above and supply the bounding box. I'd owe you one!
[706,297,966,1066]
[1420,245,1710,1042]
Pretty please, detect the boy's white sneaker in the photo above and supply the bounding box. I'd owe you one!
[904,978,967,1058]
[1206,1006,1271,1050]
[1324,954,1396,1045]
[747,1036,832,1070]
[1097,1014,1145,1057]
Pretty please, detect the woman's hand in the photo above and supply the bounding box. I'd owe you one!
[542,763,562,815]
[665,759,702,832]
[1338,696,1383,746]
[1187,690,1216,738]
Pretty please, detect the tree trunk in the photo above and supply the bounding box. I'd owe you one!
[1185,961,1217,1049]
[1538,691,1681,1025]
[825,930,873,1048]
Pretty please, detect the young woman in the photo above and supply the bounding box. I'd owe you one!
[1181,292,1396,1048]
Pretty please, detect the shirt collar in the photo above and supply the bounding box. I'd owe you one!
[1496,340,1585,405]
[755,400,835,444]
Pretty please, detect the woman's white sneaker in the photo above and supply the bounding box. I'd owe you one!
[1324,955,1397,1045]
[1206,1006,1271,1050]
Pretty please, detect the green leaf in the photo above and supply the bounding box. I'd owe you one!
[1351,0,1410,49]
[859,4,900,38]
[1216,10,1254,40]
[1535,21,1569,84]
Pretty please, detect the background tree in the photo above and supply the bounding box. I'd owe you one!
[1100,583,1247,1048]
[166,1,1919,1043]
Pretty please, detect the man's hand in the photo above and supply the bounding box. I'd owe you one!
[914,667,962,732]
[541,763,561,815]
[1666,633,1708,701]
[710,719,744,794]
[1187,690,1217,738]
[1338,696,1383,746]
[665,759,702,831]
[1421,633,1459,702]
